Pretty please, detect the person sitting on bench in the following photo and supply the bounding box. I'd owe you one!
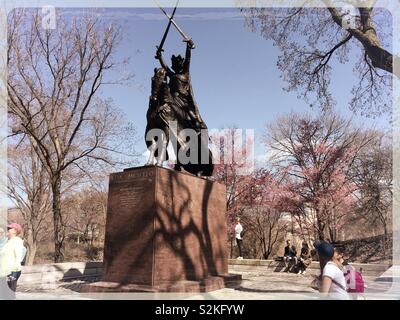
[283,239,297,272]
[298,241,312,274]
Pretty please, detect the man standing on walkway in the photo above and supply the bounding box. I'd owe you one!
[235,218,244,259]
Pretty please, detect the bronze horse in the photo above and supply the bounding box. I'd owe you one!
[145,67,213,177]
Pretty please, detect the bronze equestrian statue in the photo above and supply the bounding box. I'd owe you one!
[145,40,213,177]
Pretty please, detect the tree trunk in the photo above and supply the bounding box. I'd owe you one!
[52,177,64,262]
[328,227,334,243]
[316,214,325,240]
[261,237,268,260]
[359,29,399,77]
[383,224,388,260]
[327,6,400,77]
[25,243,37,266]
[23,226,38,265]
[229,237,233,259]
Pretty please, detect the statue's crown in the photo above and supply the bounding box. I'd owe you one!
[171,54,184,63]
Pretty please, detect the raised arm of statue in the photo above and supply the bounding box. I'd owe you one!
[156,50,173,76]
[183,41,192,73]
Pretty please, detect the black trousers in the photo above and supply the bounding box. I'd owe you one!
[236,238,243,257]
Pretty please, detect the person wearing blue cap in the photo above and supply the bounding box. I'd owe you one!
[313,240,349,300]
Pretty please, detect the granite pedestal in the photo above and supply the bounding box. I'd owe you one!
[82,166,241,292]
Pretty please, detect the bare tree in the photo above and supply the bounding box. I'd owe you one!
[241,1,395,116]
[63,186,107,247]
[7,141,52,265]
[7,10,136,261]
[351,132,392,255]
[245,206,288,260]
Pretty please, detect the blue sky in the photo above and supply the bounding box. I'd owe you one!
[3,6,392,209]
[69,7,391,160]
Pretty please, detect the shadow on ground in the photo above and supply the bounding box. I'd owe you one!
[235,286,314,294]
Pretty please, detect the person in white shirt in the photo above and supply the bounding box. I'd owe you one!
[0,223,25,292]
[314,240,350,300]
[234,218,243,259]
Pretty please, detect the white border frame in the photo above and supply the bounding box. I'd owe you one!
[0,0,398,300]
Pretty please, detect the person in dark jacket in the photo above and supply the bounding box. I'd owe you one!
[283,240,297,272]
[298,242,312,274]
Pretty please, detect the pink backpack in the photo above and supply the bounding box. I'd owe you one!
[345,268,365,293]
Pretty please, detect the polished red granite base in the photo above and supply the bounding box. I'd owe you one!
[82,166,241,293]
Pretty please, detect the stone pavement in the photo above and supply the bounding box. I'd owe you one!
[14,265,400,300]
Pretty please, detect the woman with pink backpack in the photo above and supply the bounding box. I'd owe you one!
[312,240,365,300]
[313,240,350,299]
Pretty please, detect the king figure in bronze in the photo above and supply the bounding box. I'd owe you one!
[145,4,213,177]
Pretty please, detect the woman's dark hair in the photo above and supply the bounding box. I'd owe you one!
[319,256,330,276]
[332,243,346,254]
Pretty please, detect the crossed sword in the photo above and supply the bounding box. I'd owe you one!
[155,0,195,54]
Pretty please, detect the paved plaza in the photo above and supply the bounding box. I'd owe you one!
[13,264,400,300]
